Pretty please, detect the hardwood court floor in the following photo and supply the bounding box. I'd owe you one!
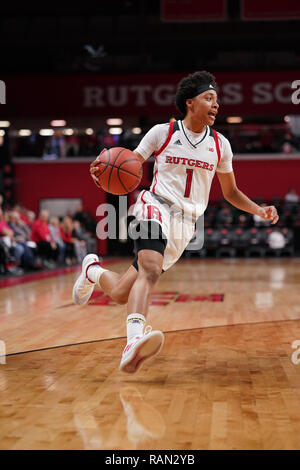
[0,258,300,450]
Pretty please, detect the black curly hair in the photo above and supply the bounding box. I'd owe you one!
[175,71,217,116]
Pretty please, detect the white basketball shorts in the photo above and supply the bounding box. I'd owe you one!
[130,190,195,271]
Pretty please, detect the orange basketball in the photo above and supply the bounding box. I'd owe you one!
[95,147,142,195]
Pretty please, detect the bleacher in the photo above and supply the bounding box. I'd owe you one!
[184,198,300,259]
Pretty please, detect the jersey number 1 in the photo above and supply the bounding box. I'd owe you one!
[184,169,193,198]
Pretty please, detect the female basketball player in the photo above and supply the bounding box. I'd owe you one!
[73,71,279,374]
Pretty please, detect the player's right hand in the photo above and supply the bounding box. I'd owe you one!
[90,148,107,187]
[91,173,102,189]
[90,148,107,175]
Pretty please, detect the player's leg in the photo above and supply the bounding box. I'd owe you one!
[72,239,164,308]
[99,265,138,304]
[72,253,138,306]
[126,249,163,316]
[120,246,165,374]
[119,214,197,372]
[72,217,166,307]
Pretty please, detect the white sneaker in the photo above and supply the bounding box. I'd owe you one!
[72,254,102,305]
[120,326,164,374]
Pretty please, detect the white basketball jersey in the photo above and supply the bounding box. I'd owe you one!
[135,120,233,220]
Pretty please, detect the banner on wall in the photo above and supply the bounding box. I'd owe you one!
[161,0,227,22]
[241,0,300,20]
[2,70,300,117]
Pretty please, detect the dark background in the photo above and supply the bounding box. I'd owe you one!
[1,0,299,75]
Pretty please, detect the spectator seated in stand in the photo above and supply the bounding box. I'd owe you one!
[0,208,14,274]
[31,209,58,268]
[49,217,66,265]
[11,203,31,226]
[26,210,36,228]
[0,238,9,274]
[71,220,88,263]
[60,216,78,265]
[0,208,12,247]
[8,211,41,270]
[0,207,25,274]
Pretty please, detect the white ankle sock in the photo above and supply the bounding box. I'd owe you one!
[86,265,108,285]
[126,313,146,342]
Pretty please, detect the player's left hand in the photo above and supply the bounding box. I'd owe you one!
[257,205,279,225]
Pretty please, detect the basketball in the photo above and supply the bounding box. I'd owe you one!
[95,147,142,195]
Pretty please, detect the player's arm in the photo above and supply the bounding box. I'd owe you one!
[217,171,279,224]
